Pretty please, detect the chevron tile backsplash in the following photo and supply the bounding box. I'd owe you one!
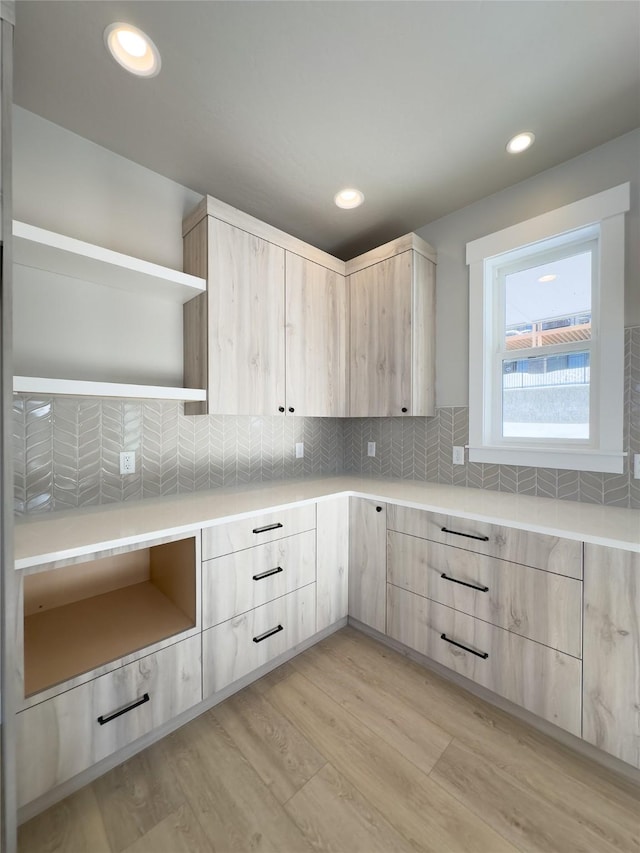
[13,405,344,515]
[13,327,640,513]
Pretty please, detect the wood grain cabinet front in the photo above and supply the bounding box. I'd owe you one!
[347,237,435,417]
[387,531,582,657]
[387,505,583,579]
[16,635,202,807]
[202,503,316,559]
[183,199,347,417]
[387,584,582,736]
[348,498,387,632]
[203,530,316,628]
[583,544,640,768]
[202,584,316,696]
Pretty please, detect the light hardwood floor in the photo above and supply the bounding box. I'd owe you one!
[19,627,640,853]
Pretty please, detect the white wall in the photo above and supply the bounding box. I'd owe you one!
[13,108,204,386]
[418,129,640,408]
[13,107,202,269]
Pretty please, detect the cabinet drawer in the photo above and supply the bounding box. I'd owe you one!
[203,530,316,628]
[17,635,201,807]
[387,505,582,579]
[387,585,581,736]
[203,584,316,695]
[387,532,582,657]
[202,504,316,559]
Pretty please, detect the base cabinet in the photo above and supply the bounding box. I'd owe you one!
[202,584,316,695]
[16,635,202,807]
[387,584,582,736]
[583,545,640,768]
[348,498,386,632]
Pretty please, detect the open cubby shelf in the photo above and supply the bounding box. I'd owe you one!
[23,537,197,697]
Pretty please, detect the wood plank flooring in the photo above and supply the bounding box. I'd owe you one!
[18,627,640,853]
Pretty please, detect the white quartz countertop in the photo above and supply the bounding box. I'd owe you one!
[14,476,640,570]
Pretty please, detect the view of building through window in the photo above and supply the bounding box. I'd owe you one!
[500,248,592,440]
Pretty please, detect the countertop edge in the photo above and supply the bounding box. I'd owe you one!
[14,479,640,569]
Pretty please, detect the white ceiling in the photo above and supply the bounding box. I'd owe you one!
[13,1,640,259]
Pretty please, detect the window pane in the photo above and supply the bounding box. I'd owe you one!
[502,351,590,439]
[504,251,592,350]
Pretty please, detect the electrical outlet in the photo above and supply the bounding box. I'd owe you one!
[295,442,304,458]
[120,451,136,475]
[452,446,465,465]
[634,453,640,480]
[367,441,376,457]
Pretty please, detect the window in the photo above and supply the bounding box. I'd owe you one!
[466,183,629,474]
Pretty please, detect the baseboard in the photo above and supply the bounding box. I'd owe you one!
[347,617,640,787]
[17,617,348,825]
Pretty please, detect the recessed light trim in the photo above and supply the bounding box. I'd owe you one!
[104,23,161,77]
[506,131,535,154]
[334,188,364,209]
[538,274,558,283]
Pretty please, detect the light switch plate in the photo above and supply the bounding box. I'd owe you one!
[367,441,376,457]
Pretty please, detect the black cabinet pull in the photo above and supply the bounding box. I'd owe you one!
[441,526,489,542]
[253,566,283,581]
[97,693,150,725]
[441,573,489,593]
[440,633,488,659]
[278,406,285,413]
[288,407,295,413]
[376,506,382,512]
[253,624,284,643]
[253,522,283,534]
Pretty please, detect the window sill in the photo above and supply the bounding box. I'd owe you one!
[467,446,625,474]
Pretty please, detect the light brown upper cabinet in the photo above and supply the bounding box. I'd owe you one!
[182,197,346,417]
[347,235,436,417]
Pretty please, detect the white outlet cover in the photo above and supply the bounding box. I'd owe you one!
[367,441,376,457]
[634,453,640,480]
[295,442,304,458]
[120,451,136,475]
[452,446,465,465]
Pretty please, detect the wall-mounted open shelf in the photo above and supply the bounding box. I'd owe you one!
[13,376,207,402]
[13,221,207,401]
[23,537,197,697]
[13,221,206,303]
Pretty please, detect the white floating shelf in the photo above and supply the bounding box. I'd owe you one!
[14,376,207,402]
[13,221,206,304]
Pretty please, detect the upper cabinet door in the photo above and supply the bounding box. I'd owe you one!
[208,219,285,415]
[349,252,412,417]
[348,244,435,418]
[285,253,347,417]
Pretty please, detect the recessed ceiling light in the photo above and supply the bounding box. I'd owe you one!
[538,274,558,283]
[506,131,535,154]
[334,188,364,209]
[104,23,161,77]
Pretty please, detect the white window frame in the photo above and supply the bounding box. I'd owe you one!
[466,183,629,474]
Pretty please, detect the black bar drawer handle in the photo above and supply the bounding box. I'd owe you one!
[441,573,489,593]
[253,624,284,643]
[97,693,150,725]
[441,526,489,542]
[440,633,488,659]
[253,566,284,581]
[253,522,283,534]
